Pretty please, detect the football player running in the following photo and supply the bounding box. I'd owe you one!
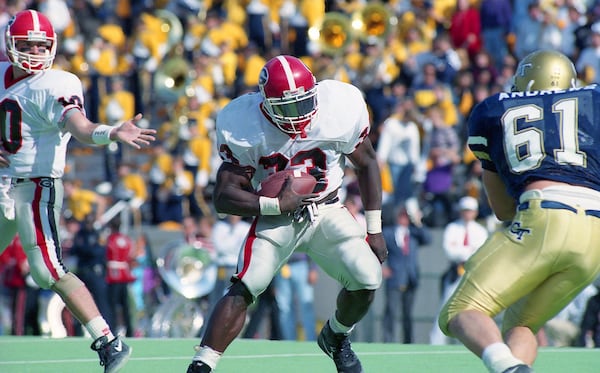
[0,10,155,373]
[187,55,386,373]
[438,49,600,373]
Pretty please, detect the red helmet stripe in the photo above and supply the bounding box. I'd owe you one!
[276,55,298,91]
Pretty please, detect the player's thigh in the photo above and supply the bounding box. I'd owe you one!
[503,214,600,332]
[439,227,543,332]
[290,261,314,303]
[309,207,382,291]
[237,217,297,299]
[15,179,66,287]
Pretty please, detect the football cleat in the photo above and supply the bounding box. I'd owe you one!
[91,335,132,373]
[187,361,212,372]
[502,364,535,373]
[318,321,363,373]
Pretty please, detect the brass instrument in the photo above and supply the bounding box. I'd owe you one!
[154,9,184,54]
[351,3,395,43]
[155,240,217,300]
[153,56,196,103]
[308,12,353,56]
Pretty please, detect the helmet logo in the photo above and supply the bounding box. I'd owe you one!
[517,63,533,78]
[259,67,268,86]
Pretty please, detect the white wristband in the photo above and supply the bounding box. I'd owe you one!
[365,209,382,234]
[91,124,114,145]
[259,196,281,215]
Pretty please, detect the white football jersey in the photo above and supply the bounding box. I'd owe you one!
[0,62,84,178]
[216,79,371,197]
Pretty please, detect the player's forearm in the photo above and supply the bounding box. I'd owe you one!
[355,161,383,211]
[213,187,260,217]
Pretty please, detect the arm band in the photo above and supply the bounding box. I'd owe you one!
[259,196,281,215]
[365,209,382,234]
[91,124,114,145]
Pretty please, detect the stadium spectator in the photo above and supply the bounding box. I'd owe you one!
[431,196,489,345]
[448,0,482,61]
[187,55,385,373]
[382,203,431,343]
[112,161,149,229]
[479,0,513,71]
[421,105,461,227]
[576,21,600,84]
[578,281,600,347]
[242,280,282,340]
[376,97,422,207]
[0,235,41,335]
[208,214,251,315]
[70,214,112,332]
[439,50,600,373]
[63,178,108,224]
[354,36,398,130]
[512,1,544,60]
[543,283,597,347]
[0,9,155,372]
[273,252,319,341]
[148,151,194,226]
[105,218,137,337]
[471,50,499,90]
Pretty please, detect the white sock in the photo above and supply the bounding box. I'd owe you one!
[481,342,525,373]
[193,345,222,369]
[329,314,354,335]
[85,316,115,341]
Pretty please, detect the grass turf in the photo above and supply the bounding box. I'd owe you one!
[0,336,598,372]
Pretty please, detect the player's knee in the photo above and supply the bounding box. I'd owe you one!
[29,265,58,289]
[438,306,452,336]
[50,272,85,298]
[226,281,254,306]
[348,260,382,291]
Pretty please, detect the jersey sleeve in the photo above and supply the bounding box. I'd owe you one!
[45,71,85,128]
[467,99,498,173]
[215,96,260,171]
[339,83,371,155]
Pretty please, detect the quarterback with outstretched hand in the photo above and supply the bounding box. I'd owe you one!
[0,10,155,373]
[187,55,386,373]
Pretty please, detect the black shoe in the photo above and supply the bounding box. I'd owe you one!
[317,321,363,373]
[91,336,132,373]
[187,361,212,373]
[502,364,534,373]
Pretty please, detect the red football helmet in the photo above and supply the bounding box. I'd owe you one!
[5,10,57,73]
[259,55,318,135]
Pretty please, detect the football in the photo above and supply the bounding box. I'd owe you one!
[256,169,317,198]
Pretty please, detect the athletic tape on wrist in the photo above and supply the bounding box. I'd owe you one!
[259,196,281,215]
[365,209,382,234]
[91,124,114,145]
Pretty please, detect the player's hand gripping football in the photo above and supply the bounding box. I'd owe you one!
[114,114,157,149]
[367,233,388,263]
[276,176,319,214]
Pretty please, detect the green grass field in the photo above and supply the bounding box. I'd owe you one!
[1,337,599,372]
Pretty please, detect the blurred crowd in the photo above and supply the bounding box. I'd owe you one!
[3,0,600,345]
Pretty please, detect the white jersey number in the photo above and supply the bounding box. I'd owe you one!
[501,98,586,173]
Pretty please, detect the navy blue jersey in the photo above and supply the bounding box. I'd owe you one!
[468,84,600,199]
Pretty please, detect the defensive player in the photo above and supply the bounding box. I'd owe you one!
[438,49,600,373]
[187,55,386,373]
[0,10,156,373]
